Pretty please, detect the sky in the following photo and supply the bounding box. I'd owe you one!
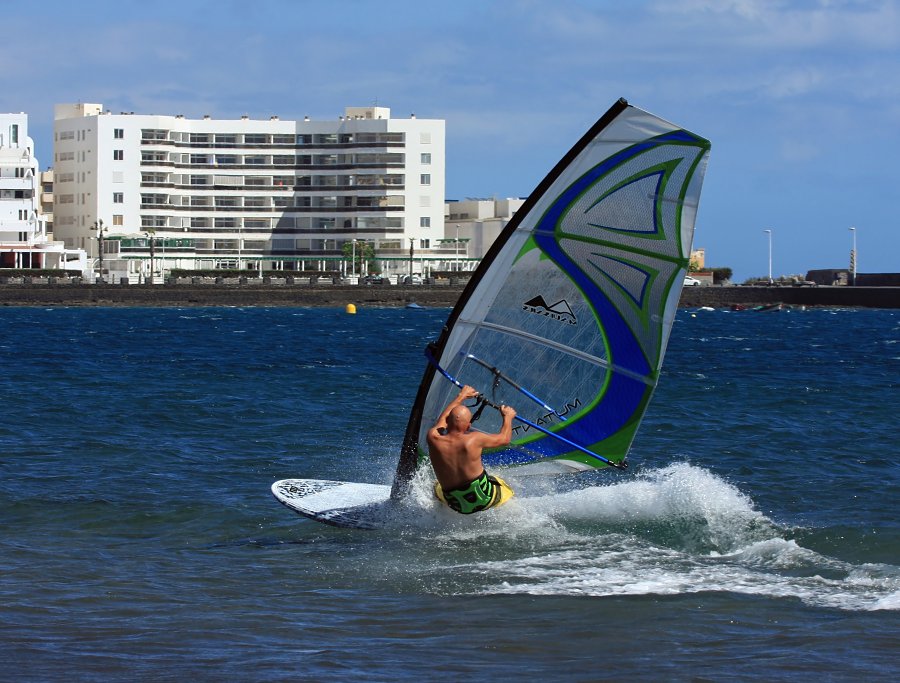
[4,0,898,282]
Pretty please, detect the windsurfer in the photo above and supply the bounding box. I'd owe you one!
[427,385,516,514]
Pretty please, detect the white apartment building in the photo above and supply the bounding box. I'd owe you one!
[1,113,86,272]
[53,103,445,280]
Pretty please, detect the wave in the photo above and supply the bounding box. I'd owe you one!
[376,464,900,612]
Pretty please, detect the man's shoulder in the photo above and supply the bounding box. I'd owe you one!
[425,426,446,442]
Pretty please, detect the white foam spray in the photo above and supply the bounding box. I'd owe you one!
[375,463,899,612]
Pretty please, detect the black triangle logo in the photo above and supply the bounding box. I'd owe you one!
[522,295,577,325]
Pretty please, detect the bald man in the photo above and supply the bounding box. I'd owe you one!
[427,385,516,514]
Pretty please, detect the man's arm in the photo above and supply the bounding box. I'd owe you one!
[474,405,516,449]
[433,385,479,431]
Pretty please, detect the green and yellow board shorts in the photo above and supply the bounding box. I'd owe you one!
[434,470,514,514]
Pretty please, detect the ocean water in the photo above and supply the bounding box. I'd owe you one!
[0,305,897,681]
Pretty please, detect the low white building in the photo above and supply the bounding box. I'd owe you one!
[0,113,86,273]
[52,103,445,281]
[442,197,526,264]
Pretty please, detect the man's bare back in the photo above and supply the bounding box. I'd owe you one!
[426,385,516,491]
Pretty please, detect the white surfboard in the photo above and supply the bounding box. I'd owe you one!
[271,478,393,530]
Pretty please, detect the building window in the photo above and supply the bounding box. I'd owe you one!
[421,153,431,164]
[420,238,430,249]
[114,128,124,139]
[113,192,123,203]
[420,217,431,228]
[113,149,124,160]
[420,173,431,185]
[112,215,124,226]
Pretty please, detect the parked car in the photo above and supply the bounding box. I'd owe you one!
[683,275,701,286]
[363,274,385,285]
[401,274,423,285]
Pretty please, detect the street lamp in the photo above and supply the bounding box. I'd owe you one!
[144,229,156,284]
[409,237,415,281]
[160,232,166,280]
[763,228,773,283]
[455,224,460,272]
[849,226,857,286]
[91,219,106,283]
[351,238,357,277]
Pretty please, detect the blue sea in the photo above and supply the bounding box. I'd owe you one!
[1,305,897,681]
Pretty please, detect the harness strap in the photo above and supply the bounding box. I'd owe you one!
[470,396,489,423]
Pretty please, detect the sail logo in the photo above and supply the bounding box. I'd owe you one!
[522,296,577,325]
[512,398,582,436]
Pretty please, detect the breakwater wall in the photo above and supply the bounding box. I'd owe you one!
[679,285,899,309]
[0,281,464,308]
[0,282,897,308]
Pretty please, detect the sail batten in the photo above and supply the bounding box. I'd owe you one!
[391,99,710,498]
[455,318,657,385]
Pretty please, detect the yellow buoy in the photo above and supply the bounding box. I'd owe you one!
[345,303,357,314]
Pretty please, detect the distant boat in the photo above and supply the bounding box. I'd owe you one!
[752,302,783,312]
[405,302,425,310]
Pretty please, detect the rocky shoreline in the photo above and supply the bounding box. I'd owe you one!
[0,281,896,308]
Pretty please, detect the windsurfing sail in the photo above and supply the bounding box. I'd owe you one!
[392,98,711,498]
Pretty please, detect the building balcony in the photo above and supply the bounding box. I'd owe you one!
[140,204,406,212]
[150,182,405,193]
[172,162,405,171]
[142,140,406,151]
[0,177,34,191]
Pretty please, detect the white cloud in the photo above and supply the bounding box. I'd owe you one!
[652,0,900,50]
[779,138,821,162]
[763,66,827,98]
